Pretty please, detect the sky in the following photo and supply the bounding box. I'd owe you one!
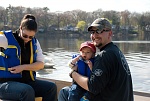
[1,0,150,13]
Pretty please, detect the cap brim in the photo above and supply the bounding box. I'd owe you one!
[80,46,95,53]
[88,24,100,31]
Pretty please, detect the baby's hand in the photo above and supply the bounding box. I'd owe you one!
[72,55,81,64]
[76,55,81,60]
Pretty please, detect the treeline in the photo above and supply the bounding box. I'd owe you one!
[0,5,150,35]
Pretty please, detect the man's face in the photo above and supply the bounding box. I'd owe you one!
[89,27,112,49]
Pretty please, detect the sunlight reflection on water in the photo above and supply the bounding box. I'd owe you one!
[37,48,150,93]
[36,38,150,93]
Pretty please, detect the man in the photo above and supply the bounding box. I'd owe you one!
[58,18,133,101]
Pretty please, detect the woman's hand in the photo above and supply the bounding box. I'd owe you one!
[10,65,25,74]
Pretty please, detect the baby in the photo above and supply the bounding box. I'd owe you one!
[68,41,96,101]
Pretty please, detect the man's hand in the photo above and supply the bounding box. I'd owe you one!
[86,60,93,70]
[69,70,76,78]
[71,66,77,71]
[69,66,77,78]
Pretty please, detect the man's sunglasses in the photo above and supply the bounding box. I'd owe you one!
[22,34,34,39]
[89,29,110,34]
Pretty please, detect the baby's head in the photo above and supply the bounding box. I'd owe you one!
[79,41,96,60]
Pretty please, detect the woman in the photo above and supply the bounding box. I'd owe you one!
[0,14,57,101]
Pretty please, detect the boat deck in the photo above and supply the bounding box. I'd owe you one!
[134,95,150,101]
[37,77,150,101]
[1,77,149,101]
[134,91,150,101]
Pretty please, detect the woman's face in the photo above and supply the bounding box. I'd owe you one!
[20,28,36,43]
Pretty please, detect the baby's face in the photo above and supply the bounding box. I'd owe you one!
[80,47,94,60]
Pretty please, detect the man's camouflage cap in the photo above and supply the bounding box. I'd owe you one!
[88,18,112,31]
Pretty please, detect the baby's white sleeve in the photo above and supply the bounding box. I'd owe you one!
[36,39,44,63]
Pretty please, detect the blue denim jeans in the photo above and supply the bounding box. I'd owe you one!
[0,79,57,101]
[58,84,87,101]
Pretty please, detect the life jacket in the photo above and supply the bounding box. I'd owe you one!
[72,54,94,78]
[0,30,37,80]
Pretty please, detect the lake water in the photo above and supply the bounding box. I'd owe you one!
[36,35,150,93]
